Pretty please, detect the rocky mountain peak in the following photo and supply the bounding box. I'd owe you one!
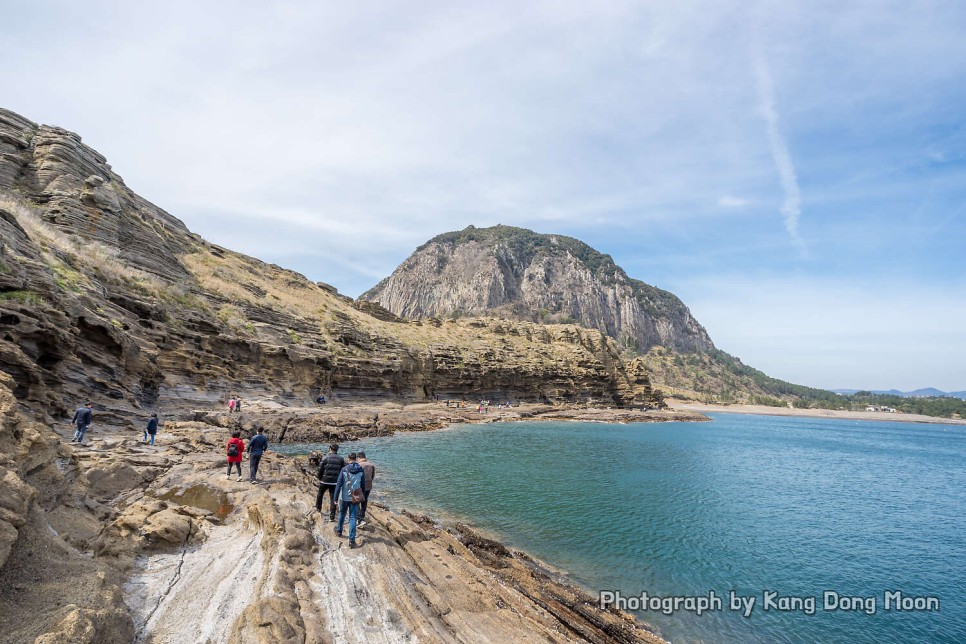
[361,224,715,355]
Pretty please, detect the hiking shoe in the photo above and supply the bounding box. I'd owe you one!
[357,520,367,528]
[349,540,358,548]
[237,476,243,482]
[333,527,343,537]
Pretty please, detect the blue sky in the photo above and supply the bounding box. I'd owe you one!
[3,0,965,391]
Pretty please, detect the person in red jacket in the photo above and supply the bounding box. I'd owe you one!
[226,430,245,481]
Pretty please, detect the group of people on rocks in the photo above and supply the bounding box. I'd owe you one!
[442,399,513,411]
[70,397,376,550]
[224,427,269,482]
[70,402,160,446]
[313,444,375,549]
[221,434,376,549]
[227,396,243,413]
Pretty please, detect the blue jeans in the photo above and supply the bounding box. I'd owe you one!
[337,500,358,541]
[144,431,155,445]
[73,425,89,442]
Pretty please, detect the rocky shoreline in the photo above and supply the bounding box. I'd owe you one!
[189,399,709,444]
[0,384,693,643]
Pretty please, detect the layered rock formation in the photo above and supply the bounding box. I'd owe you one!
[361,225,715,355]
[0,108,664,420]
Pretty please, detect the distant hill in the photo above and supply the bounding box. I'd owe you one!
[361,224,715,354]
[833,388,966,400]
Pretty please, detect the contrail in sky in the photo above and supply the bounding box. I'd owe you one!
[753,49,807,255]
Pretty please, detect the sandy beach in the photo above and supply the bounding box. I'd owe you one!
[668,400,966,426]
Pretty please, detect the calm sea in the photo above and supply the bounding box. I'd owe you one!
[277,413,966,643]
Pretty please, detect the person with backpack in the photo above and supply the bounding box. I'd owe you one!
[333,453,366,548]
[71,401,93,443]
[247,427,269,483]
[226,431,245,480]
[356,451,376,528]
[315,444,345,521]
[144,413,159,445]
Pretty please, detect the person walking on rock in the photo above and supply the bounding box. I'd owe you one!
[234,397,242,413]
[227,397,236,413]
[144,413,158,445]
[247,427,269,483]
[226,430,245,480]
[357,451,376,528]
[315,444,345,521]
[334,453,366,548]
[71,402,93,443]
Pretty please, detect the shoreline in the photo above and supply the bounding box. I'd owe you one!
[667,400,966,426]
[1,392,678,644]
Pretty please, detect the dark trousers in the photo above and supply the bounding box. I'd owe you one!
[315,483,337,517]
[359,488,372,520]
[249,453,263,481]
[227,461,242,476]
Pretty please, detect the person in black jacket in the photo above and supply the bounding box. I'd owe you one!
[315,444,345,521]
[71,402,93,443]
[144,413,159,445]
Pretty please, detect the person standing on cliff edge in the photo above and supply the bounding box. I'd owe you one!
[247,427,269,483]
[71,402,93,443]
[315,444,345,521]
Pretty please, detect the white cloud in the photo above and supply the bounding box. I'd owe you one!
[752,42,807,256]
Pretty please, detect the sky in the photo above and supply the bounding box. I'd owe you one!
[3,0,965,391]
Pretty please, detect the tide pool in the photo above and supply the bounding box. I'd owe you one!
[278,413,965,643]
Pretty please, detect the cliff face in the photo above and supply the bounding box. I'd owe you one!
[361,225,715,355]
[0,109,662,418]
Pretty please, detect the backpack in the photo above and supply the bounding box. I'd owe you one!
[227,442,238,457]
[347,468,365,503]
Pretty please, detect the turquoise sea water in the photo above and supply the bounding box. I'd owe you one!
[278,413,965,643]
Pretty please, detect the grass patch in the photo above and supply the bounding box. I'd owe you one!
[0,290,45,306]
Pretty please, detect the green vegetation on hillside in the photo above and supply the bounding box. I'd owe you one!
[846,392,966,419]
[644,346,964,420]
